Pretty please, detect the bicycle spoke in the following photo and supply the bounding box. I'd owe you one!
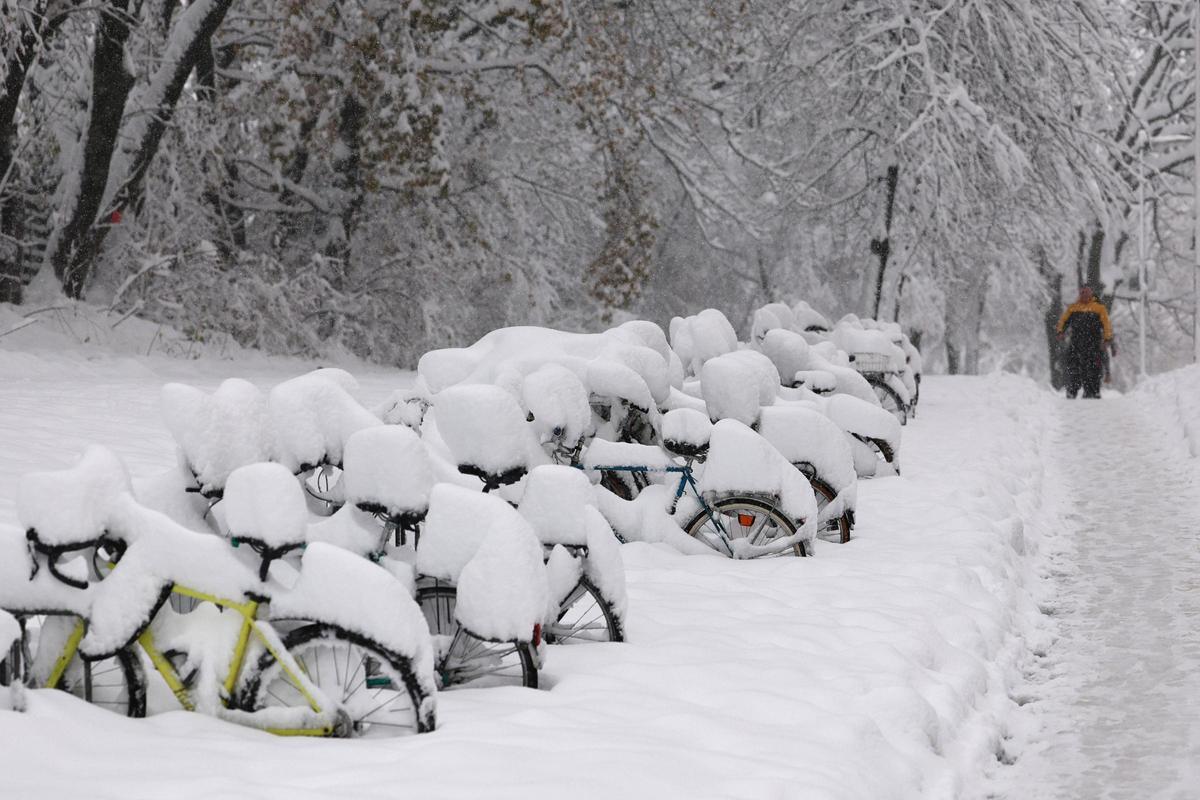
[254,629,422,737]
[359,693,406,722]
[742,512,769,544]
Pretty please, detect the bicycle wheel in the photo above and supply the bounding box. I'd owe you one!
[416,585,538,689]
[809,477,851,544]
[17,613,146,716]
[241,624,433,737]
[301,465,344,516]
[598,469,649,502]
[546,576,623,645]
[0,634,19,687]
[684,496,804,557]
[867,377,907,425]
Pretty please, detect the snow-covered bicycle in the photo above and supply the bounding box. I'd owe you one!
[581,416,810,558]
[5,450,437,737]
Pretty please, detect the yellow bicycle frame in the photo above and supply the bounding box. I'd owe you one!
[44,583,336,736]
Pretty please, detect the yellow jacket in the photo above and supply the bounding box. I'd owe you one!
[1057,299,1112,341]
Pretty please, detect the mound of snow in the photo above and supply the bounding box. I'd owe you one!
[432,384,535,479]
[18,446,131,547]
[699,351,778,426]
[305,504,388,558]
[792,300,832,332]
[268,370,380,471]
[758,406,856,492]
[161,379,273,494]
[661,408,712,455]
[0,524,93,615]
[223,462,309,548]
[455,525,549,642]
[518,465,598,547]
[341,425,434,518]
[700,419,817,531]
[83,495,262,657]
[581,505,627,619]
[521,364,591,447]
[669,309,739,376]
[586,359,654,412]
[418,326,671,405]
[271,542,435,671]
[418,484,530,582]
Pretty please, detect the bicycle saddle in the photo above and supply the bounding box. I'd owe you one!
[433,385,534,492]
[458,463,527,493]
[162,379,272,497]
[18,446,132,578]
[223,463,310,580]
[268,370,379,475]
[792,370,836,394]
[661,408,712,461]
[342,426,434,520]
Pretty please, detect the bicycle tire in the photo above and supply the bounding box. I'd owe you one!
[1,635,20,687]
[867,376,907,425]
[809,477,851,544]
[416,585,538,689]
[684,496,805,557]
[16,613,146,717]
[546,576,624,645]
[240,623,434,736]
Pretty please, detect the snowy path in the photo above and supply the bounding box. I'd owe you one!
[996,394,1200,799]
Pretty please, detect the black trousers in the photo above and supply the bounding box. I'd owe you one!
[1065,349,1103,399]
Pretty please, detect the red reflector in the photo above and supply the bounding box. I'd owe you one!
[532,623,542,648]
[737,513,755,528]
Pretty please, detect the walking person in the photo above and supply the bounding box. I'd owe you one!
[1056,286,1114,399]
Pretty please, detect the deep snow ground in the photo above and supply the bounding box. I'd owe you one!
[990,390,1200,799]
[0,332,1059,799]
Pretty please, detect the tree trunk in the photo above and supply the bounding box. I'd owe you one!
[324,93,368,282]
[45,0,137,298]
[0,1,55,303]
[892,271,908,322]
[68,0,238,283]
[1084,225,1104,290]
[943,266,989,374]
[1074,231,1085,289]
[868,163,899,319]
[195,39,246,262]
[1042,266,1065,389]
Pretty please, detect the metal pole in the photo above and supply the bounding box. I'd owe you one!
[1194,1,1200,363]
[1140,142,1147,376]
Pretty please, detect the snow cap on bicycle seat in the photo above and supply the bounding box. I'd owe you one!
[342,425,434,519]
[18,446,131,548]
[224,462,309,549]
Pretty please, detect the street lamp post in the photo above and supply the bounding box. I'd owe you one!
[1125,0,1198,368]
[1194,1,1200,363]
[1139,137,1148,376]
[1137,132,1191,377]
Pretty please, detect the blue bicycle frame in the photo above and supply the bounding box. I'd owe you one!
[590,461,737,557]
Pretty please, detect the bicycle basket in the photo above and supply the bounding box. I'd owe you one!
[849,352,893,374]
